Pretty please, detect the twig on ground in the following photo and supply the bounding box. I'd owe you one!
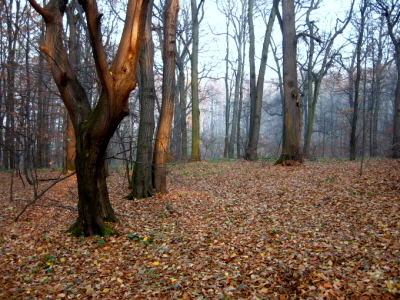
[14,171,76,222]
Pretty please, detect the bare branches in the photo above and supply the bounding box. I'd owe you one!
[14,171,76,222]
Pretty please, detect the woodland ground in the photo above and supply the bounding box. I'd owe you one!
[0,159,399,300]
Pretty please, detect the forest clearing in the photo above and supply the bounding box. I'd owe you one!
[0,159,399,299]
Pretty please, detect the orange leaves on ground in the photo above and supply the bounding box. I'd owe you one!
[0,160,399,299]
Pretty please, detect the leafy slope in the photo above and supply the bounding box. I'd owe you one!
[0,160,399,299]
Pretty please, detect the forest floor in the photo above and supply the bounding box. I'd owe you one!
[0,159,399,299]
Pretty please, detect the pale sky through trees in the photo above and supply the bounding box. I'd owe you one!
[196,0,353,81]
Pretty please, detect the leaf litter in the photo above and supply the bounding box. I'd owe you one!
[0,159,399,299]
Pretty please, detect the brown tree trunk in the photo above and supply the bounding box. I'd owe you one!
[131,0,156,199]
[65,115,76,173]
[276,0,302,165]
[153,0,179,193]
[350,0,367,161]
[190,0,203,161]
[29,0,149,236]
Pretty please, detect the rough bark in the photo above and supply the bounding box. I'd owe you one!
[275,0,302,165]
[131,0,155,199]
[153,0,179,193]
[29,0,149,236]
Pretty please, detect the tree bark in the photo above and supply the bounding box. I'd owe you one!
[131,0,155,199]
[245,0,277,160]
[276,0,302,165]
[190,0,203,161]
[350,0,368,161]
[153,0,179,193]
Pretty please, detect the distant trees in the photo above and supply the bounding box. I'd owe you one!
[301,0,354,158]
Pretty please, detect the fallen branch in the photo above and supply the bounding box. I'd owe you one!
[14,171,76,222]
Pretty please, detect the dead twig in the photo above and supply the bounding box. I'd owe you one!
[14,171,76,222]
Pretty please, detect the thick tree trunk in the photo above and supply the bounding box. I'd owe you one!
[276,0,302,165]
[153,0,179,193]
[29,0,148,236]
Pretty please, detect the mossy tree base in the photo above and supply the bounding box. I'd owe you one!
[66,218,119,237]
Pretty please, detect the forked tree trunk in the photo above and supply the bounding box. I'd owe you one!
[29,0,149,236]
[245,0,277,161]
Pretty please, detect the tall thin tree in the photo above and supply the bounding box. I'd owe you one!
[153,0,179,193]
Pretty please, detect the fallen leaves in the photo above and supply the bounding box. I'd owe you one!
[0,159,399,299]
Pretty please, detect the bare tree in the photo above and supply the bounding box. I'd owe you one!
[245,0,278,160]
[302,0,354,158]
[350,0,369,160]
[29,0,149,236]
[375,0,400,158]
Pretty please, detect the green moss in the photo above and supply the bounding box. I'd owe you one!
[104,224,118,237]
[66,219,119,237]
[66,220,84,237]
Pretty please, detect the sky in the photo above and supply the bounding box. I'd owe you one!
[195,0,357,82]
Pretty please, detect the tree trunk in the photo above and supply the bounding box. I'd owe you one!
[65,115,76,172]
[228,0,246,159]
[245,0,277,161]
[276,0,302,165]
[377,0,400,158]
[153,0,179,193]
[190,0,202,161]
[350,0,367,161]
[29,0,149,236]
[223,16,231,158]
[4,0,21,169]
[177,59,188,160]
[131,0,155,199]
